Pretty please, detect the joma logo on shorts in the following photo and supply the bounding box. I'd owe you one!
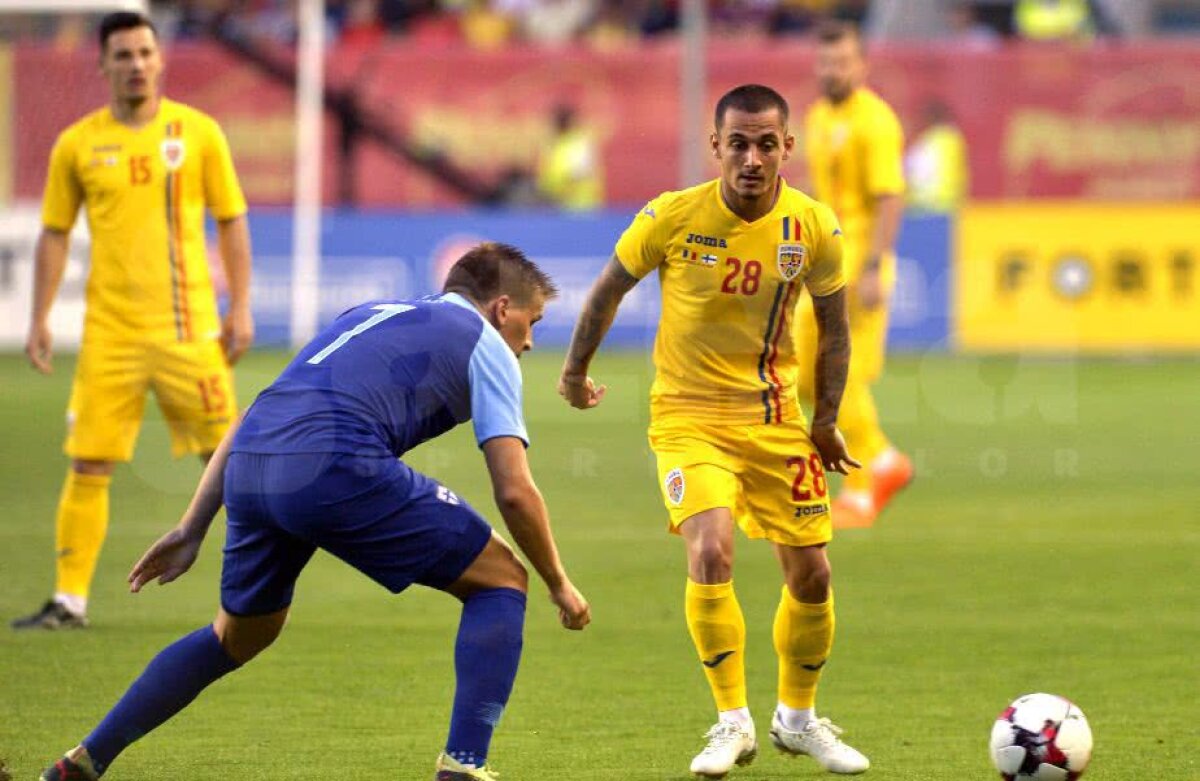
[794,504,829,518]
[686,232,728,248]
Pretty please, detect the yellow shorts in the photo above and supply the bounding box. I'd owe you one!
[648,416,833,547]
[65,338,236,462]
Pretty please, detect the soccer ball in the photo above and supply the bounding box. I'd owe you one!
[989,693,1093,780]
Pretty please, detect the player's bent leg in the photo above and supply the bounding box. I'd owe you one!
[769,543,868,774]
[42,623,246,779]
[443,533,528,600]
[435,533,527,779]
[14,460,116,631]
[678,510,756,778]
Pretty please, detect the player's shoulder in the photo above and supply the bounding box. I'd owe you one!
[857,88,901,122]
[781,185,840,233]
[803,97,832,124]
[162,99,224,134]
[57,107,113,147]
[780,183,829,217]
[644,179,720,222]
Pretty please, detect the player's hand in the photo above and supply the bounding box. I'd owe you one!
[550,579,591,631]
[25,322,53,374]
[558,373,607,410]
[221,305,255,366]
[809,423,862,475]
[857,267,885,310]
[128,526,205,592]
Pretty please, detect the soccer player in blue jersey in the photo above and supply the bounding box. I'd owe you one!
[39,243,591,781]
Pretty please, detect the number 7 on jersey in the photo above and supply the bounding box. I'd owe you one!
[307,304,415,365]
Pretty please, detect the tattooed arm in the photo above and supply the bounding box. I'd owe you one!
[809,287,861,474]
[558,255,640,409]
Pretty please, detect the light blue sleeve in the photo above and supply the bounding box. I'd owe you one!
[468,326,529,448]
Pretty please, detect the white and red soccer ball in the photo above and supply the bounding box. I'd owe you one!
[990,693,1093,780]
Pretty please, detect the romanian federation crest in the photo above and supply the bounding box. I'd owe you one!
[665,468,685,506]
[776,243,808,281]
[160,138,186,171]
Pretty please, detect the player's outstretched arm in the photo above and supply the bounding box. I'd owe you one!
[129,414,243,592]
[559,255,639,409]
[809,288,861,475]
[25,228,71,374]
[482,436,591,630]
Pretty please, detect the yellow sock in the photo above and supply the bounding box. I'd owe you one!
[54,471,111,602]
[774,585,835,709]
[685,579,747,711]
[839,378,888,494]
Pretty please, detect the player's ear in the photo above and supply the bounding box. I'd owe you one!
[710,132,720,158]
[488,294,511,327]
[783,132,795,160]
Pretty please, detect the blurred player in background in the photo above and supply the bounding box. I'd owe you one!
[39,244,590,781]
[799,20,912,528]
[12,11,254,630]
[536,103,604,210]
[560,85,870,776]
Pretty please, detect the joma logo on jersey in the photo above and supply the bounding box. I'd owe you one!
[686,233,728,249]
[794,504,829,518]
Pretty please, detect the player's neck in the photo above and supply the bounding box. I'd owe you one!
[110,95,161,128]
[827,85,861,106]
[720,177,781,223]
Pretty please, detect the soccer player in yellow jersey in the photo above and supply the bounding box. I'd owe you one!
[12,11,253,630]
[799,21,913,528]
[560,85,870,776]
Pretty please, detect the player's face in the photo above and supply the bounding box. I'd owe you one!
[101,26,162,104]
[816,37,865,102]
[494,294,546,358]
[712,108,793,201]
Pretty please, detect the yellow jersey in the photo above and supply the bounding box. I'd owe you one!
[804,87,904,276]
[41,98,247,342]
[616,178,844,426]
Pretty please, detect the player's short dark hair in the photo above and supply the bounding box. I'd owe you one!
[815,19,863,52]
[714,85,789,130]
[99,11,158,52]
[443,242,558,307]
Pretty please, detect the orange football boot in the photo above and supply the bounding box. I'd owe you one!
[832,492,877,529]
[871,449,914,513]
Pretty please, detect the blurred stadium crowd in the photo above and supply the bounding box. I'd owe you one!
[3,0,1199,50]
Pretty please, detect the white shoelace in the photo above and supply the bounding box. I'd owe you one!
[699,721,749,755]
[804,717,847,749]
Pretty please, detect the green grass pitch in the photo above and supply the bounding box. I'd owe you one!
[1,350,1196,780]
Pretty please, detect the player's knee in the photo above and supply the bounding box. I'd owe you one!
[71,459,116,477]
[787,562,831,603]
[690,541,734,584]
[214,609,287,664]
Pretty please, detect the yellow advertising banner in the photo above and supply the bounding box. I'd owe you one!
[956,203,1200,351]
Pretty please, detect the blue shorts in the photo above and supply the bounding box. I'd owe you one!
[221,452,493,616]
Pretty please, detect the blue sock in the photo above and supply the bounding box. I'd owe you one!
[83,625,240,774]
[445,587,526,768]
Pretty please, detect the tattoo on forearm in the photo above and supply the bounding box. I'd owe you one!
[564,258,637,374]
[811,291,851,427]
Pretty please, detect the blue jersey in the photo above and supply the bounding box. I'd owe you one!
[232,293,527,458]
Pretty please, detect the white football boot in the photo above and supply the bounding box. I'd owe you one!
[769,712,870,774]
[689,720,758,778]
